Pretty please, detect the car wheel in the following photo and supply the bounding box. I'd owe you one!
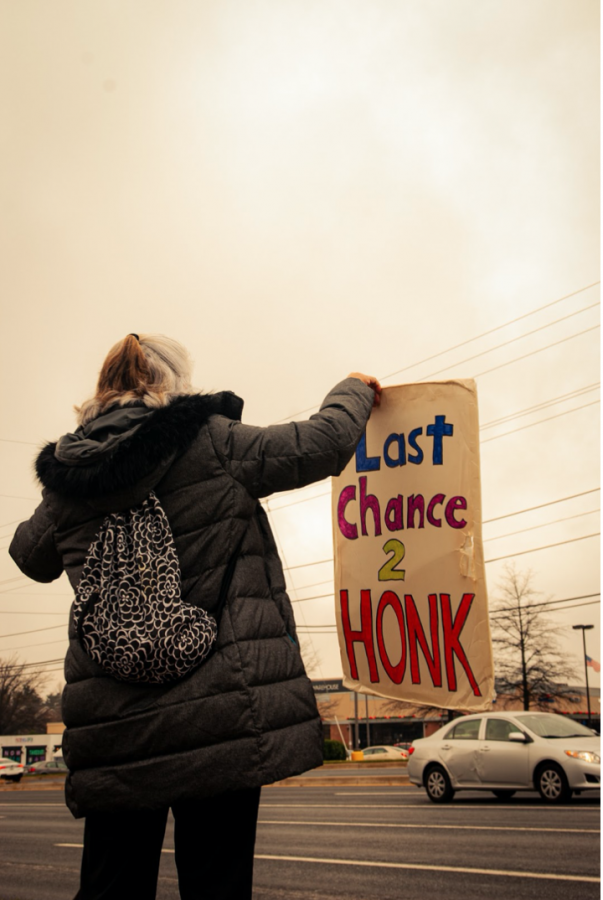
[425,765,455,803]
[492,790,516,800]
[536,763,572,804]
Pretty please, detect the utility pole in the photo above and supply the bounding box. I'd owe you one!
[572,624,594,728]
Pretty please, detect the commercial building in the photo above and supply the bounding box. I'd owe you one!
[1,722,65,766]
[312,678,601,749]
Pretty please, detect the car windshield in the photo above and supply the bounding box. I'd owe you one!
[514,714,596,739]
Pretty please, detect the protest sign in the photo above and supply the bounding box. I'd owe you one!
[332,380,494,712]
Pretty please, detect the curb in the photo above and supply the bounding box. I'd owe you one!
[0,779,65,792]
[268,775,411,787]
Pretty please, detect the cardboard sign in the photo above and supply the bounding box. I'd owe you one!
[332,381,494,712]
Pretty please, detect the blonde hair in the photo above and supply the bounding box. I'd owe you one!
[76,334,195,425]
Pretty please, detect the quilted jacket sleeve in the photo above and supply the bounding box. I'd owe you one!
[209,377,375,498]
[9,493,64,583]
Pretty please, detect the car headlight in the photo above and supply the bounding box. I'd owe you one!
[565,750,601,764]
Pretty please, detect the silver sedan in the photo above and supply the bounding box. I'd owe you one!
[407,711,600,803]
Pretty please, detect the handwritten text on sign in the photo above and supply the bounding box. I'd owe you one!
[332,381,494,712]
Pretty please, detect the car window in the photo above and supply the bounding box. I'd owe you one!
[363,748,375,756]
[485,719,521,741]
[514,714,596,739]
[450,719,481,740]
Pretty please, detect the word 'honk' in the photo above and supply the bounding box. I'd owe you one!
[340,589,481,697]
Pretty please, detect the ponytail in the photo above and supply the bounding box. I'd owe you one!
[75,333,194,425]
[96,335,153,400]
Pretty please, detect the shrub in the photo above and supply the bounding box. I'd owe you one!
[323,739,347,761]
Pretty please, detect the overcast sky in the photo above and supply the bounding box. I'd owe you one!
[0,0,599,697]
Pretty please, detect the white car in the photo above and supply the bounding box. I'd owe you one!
[361,745,408,761]
[407,711,600,804]
[0,758,24,783]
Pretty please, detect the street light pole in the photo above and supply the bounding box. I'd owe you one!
[572,624,594,728]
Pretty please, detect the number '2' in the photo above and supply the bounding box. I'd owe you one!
[378,538,406,581]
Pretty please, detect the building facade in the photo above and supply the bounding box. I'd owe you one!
[312,679,601,749]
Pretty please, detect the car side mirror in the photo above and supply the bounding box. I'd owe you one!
[508,732,530,743]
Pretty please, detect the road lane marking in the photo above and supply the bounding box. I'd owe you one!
[254,854,600,883]
[54,845,599,881]
[58,844,178,854]
[0,803,66,807]
[258,819,599,834]
[260,803,600,811]
[335,792,421,796]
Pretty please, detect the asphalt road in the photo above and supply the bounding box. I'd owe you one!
[0,786,599,900]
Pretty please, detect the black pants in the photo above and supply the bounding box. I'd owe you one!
[74,786,261,900]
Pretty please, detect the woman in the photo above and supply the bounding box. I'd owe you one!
[10,333,381,900]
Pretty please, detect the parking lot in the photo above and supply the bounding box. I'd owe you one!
[0,785,599,900]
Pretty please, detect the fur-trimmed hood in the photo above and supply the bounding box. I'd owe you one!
[35,391,243,507]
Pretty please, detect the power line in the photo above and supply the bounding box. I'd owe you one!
[491,593,600,615]
[265,490,331,512]
[297,630,337,635]
[480,384,600,430]
[0,593,73,598]
[492,598,601,618]
[481,400,600,444]
[483,489,600,524]
[291,592,334,605]
[4,638,67,653]
[531,599,600,614]
[471,324,599,380]
[0,624,66,640]
[0,438,39,446]
[483,509,600,542]
[1,657,65,670]
[274,282,600,421]
[285,579,333,592]
[419,302,599,382]
[284,529,601,578]
[294,595,603,635]
[0,610,67,616]
[484,532,600,564]
[264,503,323,677]
[0,576,30,587]
[0,494,38,501]
[380,282,600,382]
[283,559,333,572]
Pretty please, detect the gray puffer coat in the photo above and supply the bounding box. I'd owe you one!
[10,377,374,817]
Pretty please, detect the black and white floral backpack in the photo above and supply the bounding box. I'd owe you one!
[73,492,236,684]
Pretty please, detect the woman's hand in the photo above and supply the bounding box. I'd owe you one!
[348,372,382,407]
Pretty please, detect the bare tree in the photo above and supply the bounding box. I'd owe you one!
[0,656,51,735]
[490,564,576,710]
[44,689,64,723]
[380,698,459,724]
[299,637,322,678]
